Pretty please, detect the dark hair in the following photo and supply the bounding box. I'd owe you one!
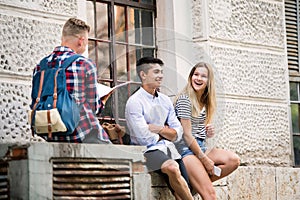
[136,57,164,80]
[136,57,164,66]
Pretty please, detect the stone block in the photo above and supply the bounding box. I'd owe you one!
[227,166,276,200]
[9,160,29,200]
[193,45,287,100]
[133,173,151,200]
[211,100,291,166]
[151,187,175,200]
[193,0,284,48]
[276,167,300,200]
[192,0,205,39]
[0,0,77,16]
[150,172,175,199]
[0,13,61,76]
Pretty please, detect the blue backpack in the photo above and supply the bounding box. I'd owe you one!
[29,54,82,139]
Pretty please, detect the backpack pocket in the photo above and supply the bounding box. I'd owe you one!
[28,108,67,133]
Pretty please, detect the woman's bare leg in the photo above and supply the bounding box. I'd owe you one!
[183,155,217,200]
[206,148,240,182]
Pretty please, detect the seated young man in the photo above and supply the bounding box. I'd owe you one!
[125,57,193,200]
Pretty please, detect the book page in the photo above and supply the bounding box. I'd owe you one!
[97,81,133,98]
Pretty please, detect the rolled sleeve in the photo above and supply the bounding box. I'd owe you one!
[173,126,183,143]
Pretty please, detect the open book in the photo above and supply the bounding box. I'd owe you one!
[97,81,133,98]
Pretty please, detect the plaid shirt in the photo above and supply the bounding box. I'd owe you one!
[33,46,110,143]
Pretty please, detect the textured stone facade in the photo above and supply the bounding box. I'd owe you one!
[189,0,299,199]
[0,13,62,76]
[0,0,77,143]
[0,0,77,16]
[192,0,291,166]
[0,82,31,142]
[208,0,284,47]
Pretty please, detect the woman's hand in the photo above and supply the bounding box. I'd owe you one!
[199,155,215,175]
[206,124,214,138]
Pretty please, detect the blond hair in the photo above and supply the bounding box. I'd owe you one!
[62,18,90,37]
[175,62,216,124]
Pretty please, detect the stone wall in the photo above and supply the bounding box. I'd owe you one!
[188,0,300,199]
[192,0,291,167]
[0,0,77,143]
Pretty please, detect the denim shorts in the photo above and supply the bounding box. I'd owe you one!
[176,137,207,158]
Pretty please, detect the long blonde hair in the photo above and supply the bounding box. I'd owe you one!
[176,62,216,124]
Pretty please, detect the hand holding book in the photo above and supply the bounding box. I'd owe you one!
[97,81,133,103]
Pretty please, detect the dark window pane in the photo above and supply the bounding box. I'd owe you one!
[142,0,153,4]
[136,47,142,61]
[97,42,111,80]
[142,48,154,57]
[135,10,141,44]
[293,135,300,166]
[100,95,113,118]
[129,46,138,82]
[130,84,141,96]
[290,82,298,101]
[117,86,129,119]
[128,8,140,44]
[141,10,154,45]
[115,44,127,81]
[88,40,96,63]
[115,6,126,42]
[86,1,96,38]
[291,104,300,133]
[96,2,108,40]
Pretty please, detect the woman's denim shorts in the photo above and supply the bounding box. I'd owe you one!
[176,137,207,158]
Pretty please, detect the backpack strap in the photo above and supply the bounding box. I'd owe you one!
[39,57,50,71]
[39,54,82,70]
[51,54,81,138]
[52,54,82,108]
[30,70,45,137]
[60,54,82,69]
[53,68,61,109]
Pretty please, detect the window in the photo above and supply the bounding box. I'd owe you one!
[289,82,300,166]
[285,0,300,166]
[86,0,156,126]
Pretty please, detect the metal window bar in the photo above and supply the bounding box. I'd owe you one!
[87,0,156,124]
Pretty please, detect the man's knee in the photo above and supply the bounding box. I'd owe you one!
[161,159,180,176]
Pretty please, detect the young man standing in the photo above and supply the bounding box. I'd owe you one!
[125,57,193,200]
[33,18,110,144]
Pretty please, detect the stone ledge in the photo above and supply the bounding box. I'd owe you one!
[2,144,300,200]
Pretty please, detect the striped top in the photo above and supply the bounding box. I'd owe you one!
[175,94,206,140]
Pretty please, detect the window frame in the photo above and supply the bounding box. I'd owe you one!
[285,0,300,167]
[86,0,157,125]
